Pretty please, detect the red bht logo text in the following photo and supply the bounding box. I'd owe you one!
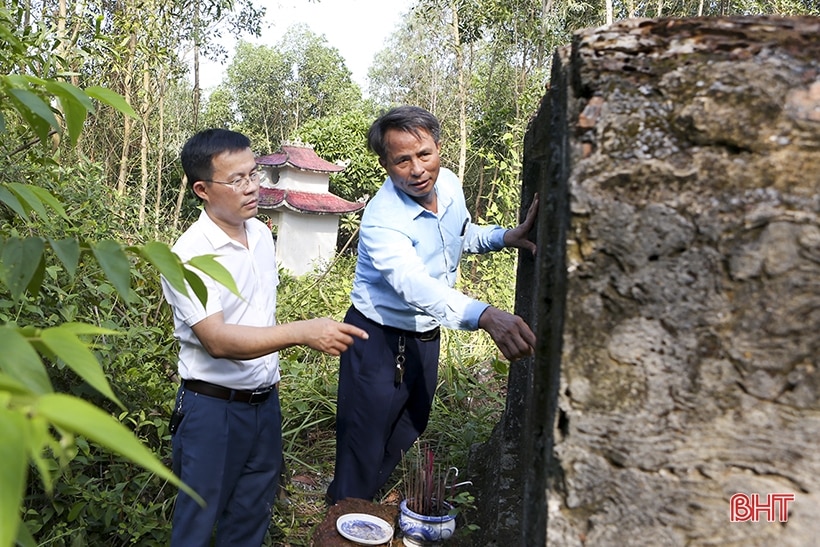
[730,493,795,522]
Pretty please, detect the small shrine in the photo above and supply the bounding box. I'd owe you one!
[256,142,365,276]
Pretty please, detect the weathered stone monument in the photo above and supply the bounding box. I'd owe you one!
[468,16,819,546]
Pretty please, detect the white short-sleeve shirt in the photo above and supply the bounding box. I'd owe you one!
[161,209,280,390]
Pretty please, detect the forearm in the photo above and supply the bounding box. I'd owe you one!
[192,314,366,359]
[193,319,310,360]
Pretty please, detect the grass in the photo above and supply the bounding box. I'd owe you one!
[18,252,512,546]
[264,254,514,544]
[269,327,508,545]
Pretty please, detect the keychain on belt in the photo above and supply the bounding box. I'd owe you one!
[169,385,186,434]
[394,334,406,385]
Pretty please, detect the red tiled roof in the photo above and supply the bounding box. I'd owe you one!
[256,145,344,173]
[258,188,365,215]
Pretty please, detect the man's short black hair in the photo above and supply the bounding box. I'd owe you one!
[181,128,251,187]
[367,106,441,160]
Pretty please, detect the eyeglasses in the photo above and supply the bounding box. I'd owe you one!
[204,169,261,192]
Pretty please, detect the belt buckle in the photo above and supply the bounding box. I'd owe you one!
[248,386,271,405]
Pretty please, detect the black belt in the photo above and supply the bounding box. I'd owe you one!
[183,379,277,404]
[350,306,440,341]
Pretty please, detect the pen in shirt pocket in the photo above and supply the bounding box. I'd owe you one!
[460,218,468,236]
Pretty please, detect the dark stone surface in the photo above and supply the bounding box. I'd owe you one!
[467,15,820,547]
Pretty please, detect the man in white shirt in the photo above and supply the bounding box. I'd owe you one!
[327,106,538,504]
[162,128,367,546]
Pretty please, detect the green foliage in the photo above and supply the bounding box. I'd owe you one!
[0,74,137,149]
[21,409,177,547]
[0,187,214,546]
[610,0,820,17]
[0,50,215,544]
[4,2,525,546]
[292,109,384,203]
[207,25,363,153]
[0,2,139,149]
[276,255,509,486]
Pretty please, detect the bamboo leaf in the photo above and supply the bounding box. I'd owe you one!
[183,267,208,308]
[23,184,69,221]
[31,76,93,145]
[14,520,37,547]
[35,394,205,507]
[7,183,49,220]
[187,255,242,300]
[0,408,27,547]
[84,86,138,119]
[90,239,132,302]
[41,80,95,112]
[6,88,59,141]
[0,185,29,220]
[0,372,35,396]
[39,324,123,409]
[56,92,87,146]
[56,322,119,337]
[26,252,46,298]
[48,237,81,278]
[135,241,187,295]
[24,413,55,499]
[1,236,45,301]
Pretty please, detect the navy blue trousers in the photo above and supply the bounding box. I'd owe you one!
[328,306,440,503]
[170,385,282,547]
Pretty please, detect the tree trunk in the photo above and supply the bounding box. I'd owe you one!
[175,0,202,226]
[192,0,201,130]
[473,158,485,221]
[52,0,68,151]
[173,176,188,233]
[450,0,467,182]
[116,32,137,195]
[138,65,150,229]
[154,72,166,238]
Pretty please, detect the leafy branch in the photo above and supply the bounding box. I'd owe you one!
[0,71,237,546]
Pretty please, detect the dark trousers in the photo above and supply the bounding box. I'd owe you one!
[328,306,440,503]
[170,385,282,547]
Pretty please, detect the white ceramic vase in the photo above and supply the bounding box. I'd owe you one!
[398,499,457,546]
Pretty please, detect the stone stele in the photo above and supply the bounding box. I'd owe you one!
[467,15,820,547]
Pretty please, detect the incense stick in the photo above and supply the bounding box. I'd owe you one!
[402,441,449,516]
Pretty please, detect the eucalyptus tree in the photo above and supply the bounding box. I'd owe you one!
[610,0,819,18]
[284,24,362,128]
[367,9,464,172]
[176,0,266,127]
[218,40,290,152]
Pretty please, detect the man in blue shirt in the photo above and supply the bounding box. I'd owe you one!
[327,106,538,504]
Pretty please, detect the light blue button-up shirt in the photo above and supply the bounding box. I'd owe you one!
[351,167,507,333]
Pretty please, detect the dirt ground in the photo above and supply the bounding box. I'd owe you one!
[312,497,402,546]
